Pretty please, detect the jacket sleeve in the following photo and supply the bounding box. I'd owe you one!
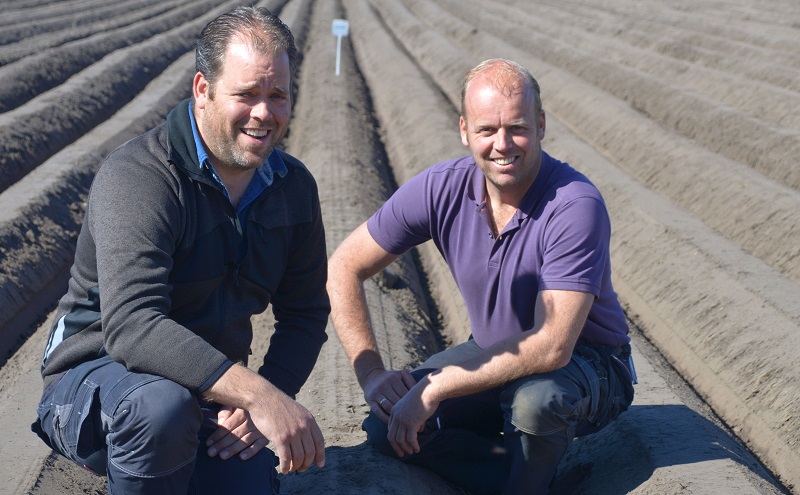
[91,136,233,393]
[258,172,330,398]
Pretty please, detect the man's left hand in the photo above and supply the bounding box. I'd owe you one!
[386,378,440,457]
[206,406,269,460]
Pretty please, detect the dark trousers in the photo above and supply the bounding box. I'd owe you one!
[32,355,280,494]
[363,340,635,495]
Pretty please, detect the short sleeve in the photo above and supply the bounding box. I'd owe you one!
[367,171,433,255]
[539,195,611,296]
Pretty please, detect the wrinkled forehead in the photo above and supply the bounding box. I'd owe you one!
[468,69,531,103]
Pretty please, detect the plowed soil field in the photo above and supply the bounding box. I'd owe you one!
[1,0,798,494]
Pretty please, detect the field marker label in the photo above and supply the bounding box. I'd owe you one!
[332,19,350,76]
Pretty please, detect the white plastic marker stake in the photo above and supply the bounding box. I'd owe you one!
[331,19,350,76]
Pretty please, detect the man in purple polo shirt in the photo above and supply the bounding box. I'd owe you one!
[327,59,634,494]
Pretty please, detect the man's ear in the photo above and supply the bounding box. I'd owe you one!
[193,72,210,109]
[459,116,469,147]
[538,110,546,140]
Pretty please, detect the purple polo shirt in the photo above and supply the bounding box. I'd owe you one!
[368,151,629,349]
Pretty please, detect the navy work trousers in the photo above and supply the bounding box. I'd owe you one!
[32,355,280,494]
[363,340,635,495]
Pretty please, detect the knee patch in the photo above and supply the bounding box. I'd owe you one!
[107,378,201,476]
[503,378,583,436]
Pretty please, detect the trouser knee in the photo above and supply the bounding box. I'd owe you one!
[362,412,397,458]
[107,377,202,475]
[501,375,582,436]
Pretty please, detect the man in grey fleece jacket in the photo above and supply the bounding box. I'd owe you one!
[31,7,329,494]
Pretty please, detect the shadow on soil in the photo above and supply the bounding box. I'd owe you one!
[288,405,788,494]
[33,405,787,494]
[553,404,787,494]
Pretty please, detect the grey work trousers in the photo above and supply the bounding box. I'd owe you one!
[363,340,635,495]
[32,355,280,494]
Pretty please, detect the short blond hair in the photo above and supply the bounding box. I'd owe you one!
[460,59,542,118]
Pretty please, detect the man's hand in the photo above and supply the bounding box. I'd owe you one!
[203,364,325,475]
[386,376,440,457]
[206,406,268,461]
[363,368,417,423]
[247,391,325,474]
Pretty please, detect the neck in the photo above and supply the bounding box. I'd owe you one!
[214,164,256,209]
[484,186,523,237]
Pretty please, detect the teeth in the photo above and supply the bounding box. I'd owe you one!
[494,157,514,165]
[243,129,267,138]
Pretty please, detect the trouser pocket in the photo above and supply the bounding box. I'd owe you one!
[573,343,634,432]
[39,357,115,473]
[51,378,102,467]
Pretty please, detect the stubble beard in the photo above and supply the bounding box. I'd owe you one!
[223,125,287,171]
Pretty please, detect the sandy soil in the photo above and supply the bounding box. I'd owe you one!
[1,0,798,493]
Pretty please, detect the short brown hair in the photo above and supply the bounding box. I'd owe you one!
[196,6,297,88]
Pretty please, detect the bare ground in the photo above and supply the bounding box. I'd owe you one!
[1,0,798,493]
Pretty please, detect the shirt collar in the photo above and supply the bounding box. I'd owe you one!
[467,151,555,220]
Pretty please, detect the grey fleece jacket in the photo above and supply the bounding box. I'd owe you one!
[41,99,330,397]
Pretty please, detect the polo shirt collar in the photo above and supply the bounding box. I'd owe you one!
[467,151,556,221]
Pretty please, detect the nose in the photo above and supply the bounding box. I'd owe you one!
[494,128,512,151]
[251,98,271,121]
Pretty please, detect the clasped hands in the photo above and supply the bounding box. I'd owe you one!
[206,405,267,461]
[206,401,325,474]
[364,369,440,458]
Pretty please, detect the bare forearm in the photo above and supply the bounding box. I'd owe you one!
[423,333,560,401]
[327,222,400,387]
[327,264,385,387]
[422,290,592,404]
[203,363,278,410]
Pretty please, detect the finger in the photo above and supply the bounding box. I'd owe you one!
[406,424,420,454]
[297,428,316,472]
[389,377,412,399]
[207,419,256,456]
[311,422,326,468]
[377,396,393,412]
[288,435,306,473]
[276,443,291,475]
[207,430,236,457]
[218,429,262,459]
[238,435,269,460]
[217,405,235,422]
[400,369,418,390]
[206,424,231,448]
[387,418,405,458]
[370,399,390,423]
[206,407,243,446]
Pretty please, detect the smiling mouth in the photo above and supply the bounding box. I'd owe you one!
[493,157,515,166]
[242,128,269,139]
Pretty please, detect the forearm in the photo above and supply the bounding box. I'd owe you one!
[327,265,385,388]
[421,330,565,403]
[203,363,284,411]
[422,290,592,404]
[328,222,400,388]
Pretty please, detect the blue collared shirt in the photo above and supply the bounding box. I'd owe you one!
[187,103,288,233]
